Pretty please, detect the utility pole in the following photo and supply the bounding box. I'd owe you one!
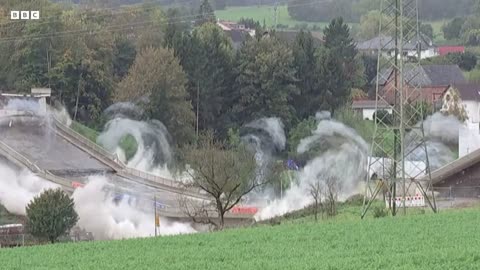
[361,0,436,218]
[273,1,278,30]
[154,195,158,237]
[73,72,83,122]
[196,83,200,139]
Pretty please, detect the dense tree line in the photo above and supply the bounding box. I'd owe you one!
[0,0,359,146]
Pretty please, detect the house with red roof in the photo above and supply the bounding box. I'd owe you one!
[438,46,465,56]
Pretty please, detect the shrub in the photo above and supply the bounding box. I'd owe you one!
[373,206,388,218]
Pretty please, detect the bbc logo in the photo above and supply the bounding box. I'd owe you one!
[11,11,40,20]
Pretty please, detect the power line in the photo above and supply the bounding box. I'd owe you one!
[0,0,332,44]
[0,0,196,28]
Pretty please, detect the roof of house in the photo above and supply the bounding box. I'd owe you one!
[427,146,480,185]
[449,83,480,101]
[224,29,248,48]
[352,99,391,109]
[274,30,324,46]
[438,46,465,56]
[375,65,466,86]
[357,34,434,51]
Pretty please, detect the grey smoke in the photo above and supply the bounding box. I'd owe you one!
[4,99,41,115]
[256,113,368,220]
[240,117,286,194]
[243,117,286,152]
[104,102,145,121]
[406,112,463,170]
[98,103,174,176]
[0,162,59,215]
[73,176,196,239]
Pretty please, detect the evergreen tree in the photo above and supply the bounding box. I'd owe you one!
[315,47,349,112]
[197,0,216,26]
[324,17,357,80]
[233,35,298,127]
[116,47,195,145]
[322,17,357,111]
[292,30,319,119]
[175,23,234,137]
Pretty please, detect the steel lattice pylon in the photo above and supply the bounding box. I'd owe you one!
[361,0,437,218]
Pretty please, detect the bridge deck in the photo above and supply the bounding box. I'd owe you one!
[0,118,110,173]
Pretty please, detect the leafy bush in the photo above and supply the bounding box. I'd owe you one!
[26,189,78,243]
[373,206,388,218]
[373,110,393,126]
[344,194,365,206]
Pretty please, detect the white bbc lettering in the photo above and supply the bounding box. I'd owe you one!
[10,11,19,20]
[10,11,40,20]
[31,11,40,20]
[20,11,30,19]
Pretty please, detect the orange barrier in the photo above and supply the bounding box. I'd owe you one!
[230,206,258,214]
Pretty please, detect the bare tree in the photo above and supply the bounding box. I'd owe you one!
[324,176,340,217]
[309,180,323,222]
[180,132,262,230]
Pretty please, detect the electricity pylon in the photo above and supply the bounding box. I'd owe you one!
[361,0,437,218]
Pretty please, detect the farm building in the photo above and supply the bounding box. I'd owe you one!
[352,99,392,120]
[376,65,467,105]
[357,34,438,59]
[430,147,480,199]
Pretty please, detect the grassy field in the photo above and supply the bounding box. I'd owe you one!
[1,207,479,269]
[215,5,332,29]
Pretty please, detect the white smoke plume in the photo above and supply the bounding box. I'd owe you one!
[244,117,286,151]
[255,112,368,220]
[0,162,59,215]
[72,176,196,240]
[98,116,173,178]
[4,99,41,115]
[406,112,463,170]
[240,117,286,201]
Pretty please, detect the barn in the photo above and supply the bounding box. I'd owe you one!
[431,147,480,199]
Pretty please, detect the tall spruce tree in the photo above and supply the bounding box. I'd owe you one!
[323,17,357,83]
[233,35,298,127]
[197,0,216,26]
[292,30,319,119]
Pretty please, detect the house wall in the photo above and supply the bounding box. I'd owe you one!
[459,123,480,157]
[406,48,437,59]
[362,108,393,120]
[434,162,480,198]
[463,100,480,124]
[382,77,446,104]
[459,101,480,158]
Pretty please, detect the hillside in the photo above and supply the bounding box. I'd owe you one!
[1,208,479,269]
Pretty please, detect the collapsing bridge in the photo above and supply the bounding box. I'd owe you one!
[0,90,253,224]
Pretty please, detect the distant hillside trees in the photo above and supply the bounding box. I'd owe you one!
[115,47,195,145]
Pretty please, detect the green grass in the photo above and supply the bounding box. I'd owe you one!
[1,207,479,269]
[216,5,349,30]
[71,121,99,143]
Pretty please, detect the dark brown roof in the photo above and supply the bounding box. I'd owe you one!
[225,29,248,48]
[429,147,480,185]
[375,65,467,87]
[275,30,323,47]
[352,99,391,109]
[449,83,480,101]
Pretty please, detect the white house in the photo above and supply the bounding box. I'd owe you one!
[441,84,480,157]
[352,99,392,120]
[357,34,438,60]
